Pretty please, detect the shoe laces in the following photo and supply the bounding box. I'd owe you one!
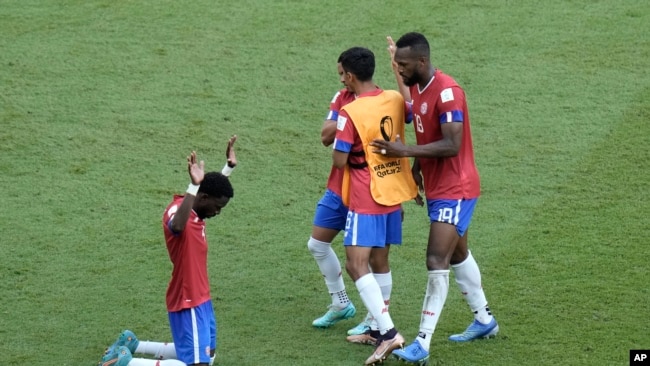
[324,304,343,318]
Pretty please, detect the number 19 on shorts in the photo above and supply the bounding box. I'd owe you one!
[437,207,457,225]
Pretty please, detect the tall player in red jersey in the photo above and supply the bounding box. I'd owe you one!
[371,33,498,365]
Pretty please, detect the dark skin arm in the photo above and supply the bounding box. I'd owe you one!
[369,122,463,159]
[226,134,238,167]
[411,158,425,206]
[411,157,424,192]
[332,149,349,169]
[170,135,237,233]
[386,36,411,102]
[321,120,337,146]
[169,151,205,233]
[370,123,460,207]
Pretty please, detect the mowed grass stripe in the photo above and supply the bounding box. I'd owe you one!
[490,88,650,365]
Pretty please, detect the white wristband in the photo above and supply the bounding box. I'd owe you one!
[186,183,200,196]
[221,163,235,177]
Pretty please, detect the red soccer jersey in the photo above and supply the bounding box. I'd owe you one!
[334,89,404,214]
[162,195,211,312]
[410,69,480,200]
[325,89,357,197]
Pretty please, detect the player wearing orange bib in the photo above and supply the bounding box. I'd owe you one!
[332,46,417,365]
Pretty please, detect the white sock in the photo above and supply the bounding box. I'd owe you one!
[356,273,394,334]
[452,250,493,324]
[373,271,392,304]
[134,341,177,359]
[308,237,348,308]
[331,290,351,309]
[128,358,186,365]
[416,270,449,352]
[372,272,392,331]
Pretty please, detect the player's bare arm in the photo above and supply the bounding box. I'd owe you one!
[411,158,424,192]
[332,149,349,169]
[411,158,425,206]
[387,36,411,102]
[226,134,237,167]
[320,120,337,146]
[369,122,463,159]
[169,151,204,233]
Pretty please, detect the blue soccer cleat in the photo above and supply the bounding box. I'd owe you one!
[103,329,140,356]
[448,318,499,342]
[99,346,133,366]
[392,340,429,365]
[312,303,356,328]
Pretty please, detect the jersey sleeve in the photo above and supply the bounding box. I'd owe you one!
[326,91,343,121]
[333,110,355,153]
[436,86,466,124]
[405,101,413,124]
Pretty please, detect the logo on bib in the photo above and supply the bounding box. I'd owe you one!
[380,116,393,141]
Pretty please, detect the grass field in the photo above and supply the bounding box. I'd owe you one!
[1,1,649,365]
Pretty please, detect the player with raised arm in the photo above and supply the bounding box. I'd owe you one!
[371,33,498,365]
[100,136,238,366]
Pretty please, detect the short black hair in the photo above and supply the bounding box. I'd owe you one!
[338,47,375,82]
[395,32,430,58]
[199,172,234,199]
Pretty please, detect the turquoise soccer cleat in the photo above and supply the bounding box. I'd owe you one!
[312,303,356,328]
[347,319,371,336]
[104,329,140,356]
[448,318,499,342]
[99,346,133,366]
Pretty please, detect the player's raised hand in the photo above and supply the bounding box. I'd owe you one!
[226,135,237,168]
[386,36,398,71]
[187,151,205,185]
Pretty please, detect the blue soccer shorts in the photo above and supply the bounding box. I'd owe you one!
[168,300,217,365]
[313,189,348,231]
[426,198,478,237]
[343,209,402,247]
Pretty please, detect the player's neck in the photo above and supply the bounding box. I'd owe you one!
[418,66,436,89]
[354,81,379,96]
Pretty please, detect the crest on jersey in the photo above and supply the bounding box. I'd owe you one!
[420,102,428,115]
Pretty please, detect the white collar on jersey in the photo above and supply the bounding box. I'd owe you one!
[417,73,436,94]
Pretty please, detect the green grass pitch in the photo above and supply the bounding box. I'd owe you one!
[1,0,649,365]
